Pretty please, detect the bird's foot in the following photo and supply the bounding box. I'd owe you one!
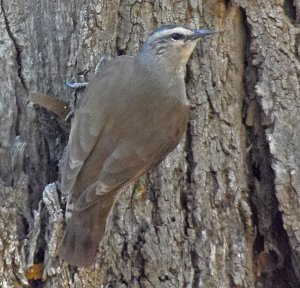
[65,81,88,89]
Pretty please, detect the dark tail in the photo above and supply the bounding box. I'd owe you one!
[59,192,117,266]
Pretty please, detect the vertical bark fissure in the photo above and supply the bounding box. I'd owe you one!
[185,122,195,185]
[241,8,300,287]
[184,121,199,287]
[283,0,297,23]
[0,0,21,139]
[247,103,299,287]
[0,0,27,92]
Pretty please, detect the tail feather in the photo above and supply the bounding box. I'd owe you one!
[59,192,117,266]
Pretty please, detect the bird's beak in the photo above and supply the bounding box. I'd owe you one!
[185,28,217,41]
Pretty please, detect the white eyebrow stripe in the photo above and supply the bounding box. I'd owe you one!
[149,27,193,41]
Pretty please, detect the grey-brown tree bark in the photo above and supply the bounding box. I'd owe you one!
[0,0,299,287]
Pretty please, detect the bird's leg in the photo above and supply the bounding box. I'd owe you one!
[65,81,89,89]
[65,56,110,90]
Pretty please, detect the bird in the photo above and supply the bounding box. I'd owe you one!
[59,24,216,266]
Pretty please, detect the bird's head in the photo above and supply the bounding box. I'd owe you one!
[140,24,216,70]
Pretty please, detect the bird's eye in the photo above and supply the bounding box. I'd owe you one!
[171,33,184,40]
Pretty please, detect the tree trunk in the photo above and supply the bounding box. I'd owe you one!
[0,0,299,287]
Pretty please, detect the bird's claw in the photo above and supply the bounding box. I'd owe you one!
[65,81,88,89]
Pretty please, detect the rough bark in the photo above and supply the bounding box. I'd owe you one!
[0,0,299,287]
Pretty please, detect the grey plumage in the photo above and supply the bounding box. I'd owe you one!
[59,24,215,266]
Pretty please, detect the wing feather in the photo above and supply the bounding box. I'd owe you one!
[61,56,134,195]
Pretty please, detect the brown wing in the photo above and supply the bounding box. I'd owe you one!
[73,137,175,211]
[60,56,135,197]
[71,93,189,211]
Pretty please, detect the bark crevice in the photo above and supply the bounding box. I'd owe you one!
[242,7,300,286]
[283,0,297,23]
[0,0,27,92]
